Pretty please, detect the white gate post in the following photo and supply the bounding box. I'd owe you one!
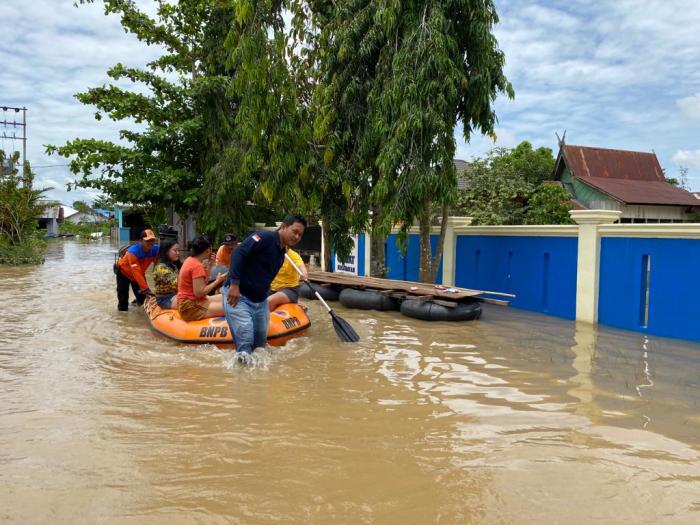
[570,210,621,324]
[441,216,472,286]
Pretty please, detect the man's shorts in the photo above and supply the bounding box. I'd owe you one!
[178,298,208,321]
[271,286,299,303]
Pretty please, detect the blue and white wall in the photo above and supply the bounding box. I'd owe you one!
[329,213,700,344]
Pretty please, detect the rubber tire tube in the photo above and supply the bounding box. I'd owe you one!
[339,288,400,311]
[299,283,340,301]
[400,299,482,322]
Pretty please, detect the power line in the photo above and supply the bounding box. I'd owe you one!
[0,105,27,167]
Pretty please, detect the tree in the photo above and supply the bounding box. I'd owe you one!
[49,1,321,241]
[667,166,690,190]
[491,141,555,185]
[92,194,116,210]
[199,0,314,239]
[72,200,94,215]
[456,147,533,225]
[524,184,574,225]
[0,150,48,264]
[47,0,246,237]
[316,0,512,282]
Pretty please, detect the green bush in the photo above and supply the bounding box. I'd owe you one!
[59,220,110,237]
[0,236,47,265]
[524,184,574,225]
[1,150,49,265]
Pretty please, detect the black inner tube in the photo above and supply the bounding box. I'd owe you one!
[400,299,481,322]
[299,283,340,301]
[339,288,400,311]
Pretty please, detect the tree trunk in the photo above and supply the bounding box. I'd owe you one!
[369,203,386,277]
[418,200,432,283]
[322,219,332,271]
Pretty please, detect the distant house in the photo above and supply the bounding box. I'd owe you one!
[554,144,700,223]
[63,206,107,225]
[37,201,62,237]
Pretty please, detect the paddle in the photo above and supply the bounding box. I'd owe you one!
[284,253,360,343]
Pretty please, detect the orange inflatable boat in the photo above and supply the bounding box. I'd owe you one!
[143,297,310,348]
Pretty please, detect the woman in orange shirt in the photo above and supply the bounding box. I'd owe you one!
[177,236,227,321]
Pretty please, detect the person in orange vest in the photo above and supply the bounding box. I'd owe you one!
[214,233,238,268]
[116,228,159,311]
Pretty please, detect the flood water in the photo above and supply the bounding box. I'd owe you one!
[1,240,699,524]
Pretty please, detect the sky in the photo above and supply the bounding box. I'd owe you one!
[1,0,700,206]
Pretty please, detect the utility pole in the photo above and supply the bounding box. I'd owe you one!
[1,105,28,171]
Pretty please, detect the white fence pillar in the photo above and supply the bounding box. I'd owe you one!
[441,216,472,286]
[318,220,327,272]
[570,210,621,324]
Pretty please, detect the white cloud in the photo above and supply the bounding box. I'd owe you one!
[677,94,700,120]
[672,150,700,173]
[455,0,700,189]
[1,0,162,205]
[3,0,700,201]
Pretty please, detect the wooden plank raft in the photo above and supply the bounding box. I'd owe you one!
[306,271,515,306]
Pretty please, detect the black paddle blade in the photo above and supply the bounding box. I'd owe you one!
[330,310,360,342]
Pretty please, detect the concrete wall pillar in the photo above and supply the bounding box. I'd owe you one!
[318,220,327,272]
[441,216,472,286]
[363,232,371,277]
[570,210,621,324]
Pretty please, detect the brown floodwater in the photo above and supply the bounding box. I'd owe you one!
[1,239,699,524]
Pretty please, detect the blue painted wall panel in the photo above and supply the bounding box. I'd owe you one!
[385,234,443,283]
[119,227,131,244]
[454,235,578,319]
[357,234,366,277]
[599,238,700,342]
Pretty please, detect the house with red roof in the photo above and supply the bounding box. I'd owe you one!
[554,144,700,223]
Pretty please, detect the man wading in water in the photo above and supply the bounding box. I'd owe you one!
[222,214,306,356]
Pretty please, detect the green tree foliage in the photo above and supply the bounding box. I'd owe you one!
[316,0,512,280]
[47,0,248,237]
[456,150,533,225]
[456,142,557,225]
[92,194,117,210]
[48,0,514,274]
[200,0,313,238]
[490,141,555,185]
[666,166,690,190]
[524,184,574,225]
[0,150,48,264]
[72,200,94,215]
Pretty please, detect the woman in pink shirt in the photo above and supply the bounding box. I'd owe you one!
[177,236,227,321]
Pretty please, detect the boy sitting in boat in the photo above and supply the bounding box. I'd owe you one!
[177,236,228,321]
[268,248,308,311]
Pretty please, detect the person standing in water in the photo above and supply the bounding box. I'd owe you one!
[115,228,159,311]
[222,215,306,355]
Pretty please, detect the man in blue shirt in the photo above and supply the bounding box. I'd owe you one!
[223,214,307,354]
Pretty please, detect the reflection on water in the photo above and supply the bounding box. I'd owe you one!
[1,240,699,524]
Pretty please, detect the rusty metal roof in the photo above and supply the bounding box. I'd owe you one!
[578,177,700,206]
[561,145,699,206]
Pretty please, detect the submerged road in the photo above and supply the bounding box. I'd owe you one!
[1,240,699,523]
